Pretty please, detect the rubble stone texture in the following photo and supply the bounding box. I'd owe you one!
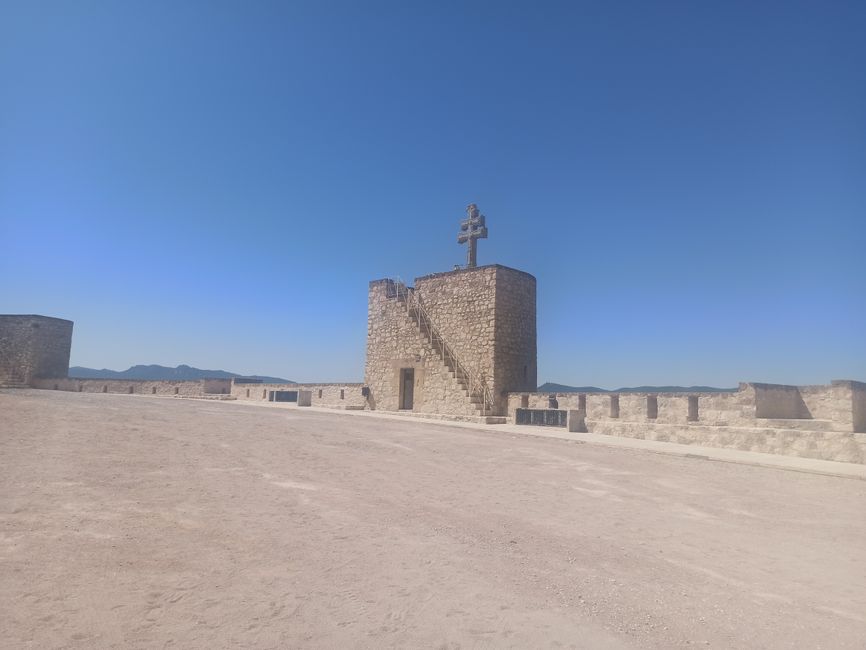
[0,315,72,387]
[365,264,536,417]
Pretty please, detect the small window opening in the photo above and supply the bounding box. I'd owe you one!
[152,386,157,395]
[246,388,250,398]
[262,389,267,399]
[103,385,108,393]
[647,395,658,419]
[174,387,179,395]
[318,389,323,398]
[578,394,586,412]
[520,394,529,409]
[688,396,699,421]
[523,365,527,380]
[129,386,134,394]
[78,385,83,392]
[53,384,58,390]
[340,389,345,400]
[610,395,620,418]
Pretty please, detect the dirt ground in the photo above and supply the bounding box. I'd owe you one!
[1,390,865,649]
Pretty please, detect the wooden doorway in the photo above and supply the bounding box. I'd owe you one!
[399,368,415,410]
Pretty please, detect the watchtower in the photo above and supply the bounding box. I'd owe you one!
[364,205,536,419]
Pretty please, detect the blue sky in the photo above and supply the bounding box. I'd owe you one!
[1,1,864,387]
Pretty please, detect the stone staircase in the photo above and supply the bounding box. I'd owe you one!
[391,281,496,418]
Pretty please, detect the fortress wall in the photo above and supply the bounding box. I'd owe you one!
[507,382,865,463]
[799,382,856,430]
[587,420,866,464]
[694,388,757,425]
[364,279,478,416]
[31,378,207,396]
[0,315,73,386]
[230,382,367,409]
[202,378,232,394]
[508,388,752,425]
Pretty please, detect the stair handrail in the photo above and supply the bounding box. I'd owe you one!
[390,278,494,413]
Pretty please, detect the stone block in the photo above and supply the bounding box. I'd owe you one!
[567,410,587,433]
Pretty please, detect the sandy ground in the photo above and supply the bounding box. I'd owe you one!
[1,390,865,649]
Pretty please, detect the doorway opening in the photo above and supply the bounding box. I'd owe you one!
[399,368,415,410]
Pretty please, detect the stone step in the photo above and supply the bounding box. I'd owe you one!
[0,383,30,389]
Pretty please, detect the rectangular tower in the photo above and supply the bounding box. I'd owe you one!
[0,315,74,387]
[364,264,536,417]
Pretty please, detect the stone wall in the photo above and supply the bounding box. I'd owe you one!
[492,268,537,413]
[508,381,866,463]
[202,378,232,395]
[852,381,866,434]
[0,315,73,386]
[364,265,537,417]
[229,382,367,409]
[31,377,208,397]
[509,388,755,426]
[753,383,810,419]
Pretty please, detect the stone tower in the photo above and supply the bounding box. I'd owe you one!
[0,315,74,387]
[364,264,536,419]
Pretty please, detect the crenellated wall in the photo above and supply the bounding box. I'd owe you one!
[508,381,866,463]
[31,377,213,397]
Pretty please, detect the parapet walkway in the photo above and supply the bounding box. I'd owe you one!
[288,404,866,481]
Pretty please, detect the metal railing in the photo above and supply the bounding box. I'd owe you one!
[390,278,494,414]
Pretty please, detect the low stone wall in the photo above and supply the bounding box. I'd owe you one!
[31,378,209,397]
[230,382,367,410]
[586,420,866,464]
[507,381,866,464]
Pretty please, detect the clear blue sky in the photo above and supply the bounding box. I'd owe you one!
[2,1,864,387]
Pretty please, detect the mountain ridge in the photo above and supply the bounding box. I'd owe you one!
[69,364,292,384]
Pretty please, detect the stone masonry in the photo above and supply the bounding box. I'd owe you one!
[365,264,536,418]
[0,315,73,387]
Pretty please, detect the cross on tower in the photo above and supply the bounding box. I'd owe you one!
[457,203,488,268]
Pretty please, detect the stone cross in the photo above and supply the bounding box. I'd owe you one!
[457,203,488,268]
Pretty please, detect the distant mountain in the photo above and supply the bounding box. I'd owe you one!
[69,364,291,384]
[537,383,607,393]
[537,382,736,393]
